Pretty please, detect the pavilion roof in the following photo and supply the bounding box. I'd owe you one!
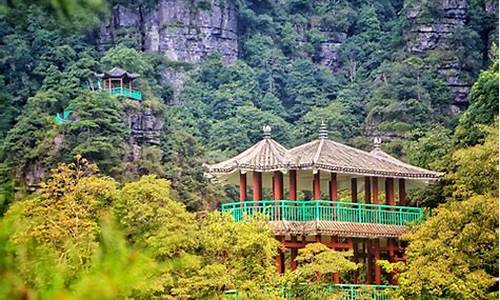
[96,67,140,80]
[286,124,441,180]
[206,126,290,174]
[206,124,442,181]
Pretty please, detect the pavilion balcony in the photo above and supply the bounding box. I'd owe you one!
[221,200,423,238]
[222,200,423,225]
[110,87,143,101]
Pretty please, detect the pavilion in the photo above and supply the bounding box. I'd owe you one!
[207,123,441,288]
[95,67,142,100]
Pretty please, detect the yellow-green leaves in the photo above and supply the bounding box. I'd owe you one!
[398,195,499,299]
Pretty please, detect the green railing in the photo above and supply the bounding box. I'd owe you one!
[335,284,396,300]
[221,200,423,226]
[225,284,397,300]
[110,87,142,100]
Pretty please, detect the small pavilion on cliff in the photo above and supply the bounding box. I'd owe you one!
[95,67,142,100]
[207,124,441,289]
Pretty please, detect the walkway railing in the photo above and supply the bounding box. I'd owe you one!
[225,284,398,300]
[221,200,423,226]
[334,284,397,300]
[110,87,142,100]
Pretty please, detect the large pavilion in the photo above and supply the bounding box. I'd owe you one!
[206,124,441,289]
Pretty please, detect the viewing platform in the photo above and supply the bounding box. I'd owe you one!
[110,87,142,100]
[222,200,423,238]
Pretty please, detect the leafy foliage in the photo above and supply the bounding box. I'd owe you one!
[398,194,498,300]
[0,159,282,299]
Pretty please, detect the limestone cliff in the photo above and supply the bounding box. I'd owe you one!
[124,103,165,162]
[405,0,498,113]
[98,0,238,64]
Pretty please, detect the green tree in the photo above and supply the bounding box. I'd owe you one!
[455,53,499,146]
[446,122,499,200]
[397,194,498,300]
[282,243,358,300]
[61,92,129,176]
[114,175,198,260]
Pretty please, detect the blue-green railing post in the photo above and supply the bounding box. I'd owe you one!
[315,200,319,221]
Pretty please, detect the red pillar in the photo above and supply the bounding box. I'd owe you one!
[385,178,395,205]
[313,171,321,200]
[353,240,359,283]
[388,239,398,285]
[351,178,358,203]
[291,248,298,270]
[290,236,298,270]
[371,177,379,205]
[252,172,262,201]
[273,171,283,200]
[289,170,297,201]
[333,272,340,284]
[364,177,371,204]
[239,172,247,202]
[275,249,284,274]
[399,178,406,205]
[374,240,382,284]
[366,239,373,284]
[330,173,337,201]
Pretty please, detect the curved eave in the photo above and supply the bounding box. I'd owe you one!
[289,162,441,180]
[206,163,291,174]
[369,148,443,179]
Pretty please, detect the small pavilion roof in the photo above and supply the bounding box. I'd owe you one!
[286,124,441,180]
[206,126,290,174]
[96,67,140,80]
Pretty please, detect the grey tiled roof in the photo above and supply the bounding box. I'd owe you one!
[96,67,140,79]
[206,127,442,180]
[286,138,441,179]
[206,137,289,173]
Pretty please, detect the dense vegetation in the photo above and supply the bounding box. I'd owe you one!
[0,0,497,299]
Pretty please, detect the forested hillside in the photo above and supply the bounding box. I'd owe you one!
[0,0,497,211]
[0,0,498,299]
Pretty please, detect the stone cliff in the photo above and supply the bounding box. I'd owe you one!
[405,0,498,113]
[125,103,165,162]
[98,0,238,64]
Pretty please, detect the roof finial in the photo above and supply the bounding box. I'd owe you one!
[373,136,382,148]
[319,121,328,140]
[262,125,272,139]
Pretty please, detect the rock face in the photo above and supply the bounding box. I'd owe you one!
[98,0,238,64]
[406,0,468,53]
[405,0,470,113]
[128,106,163,143]
[126,106,165,161]
[316,29,347,73]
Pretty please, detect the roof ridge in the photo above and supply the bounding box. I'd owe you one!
[313,139,324,164]
[267,139,288,164]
